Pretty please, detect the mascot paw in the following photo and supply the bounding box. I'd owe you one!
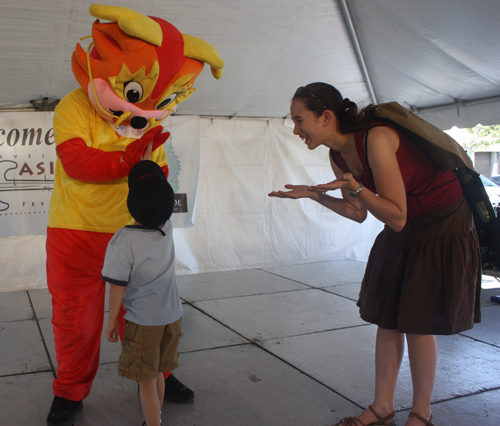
[122,126,169,171]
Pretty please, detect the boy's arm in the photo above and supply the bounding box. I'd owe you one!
[107,283,126,342]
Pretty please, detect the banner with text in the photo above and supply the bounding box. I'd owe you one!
[0,112,200,237]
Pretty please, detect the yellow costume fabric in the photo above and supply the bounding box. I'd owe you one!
[48,88,168,233]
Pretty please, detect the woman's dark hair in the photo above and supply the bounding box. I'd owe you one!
[292,82,377,134]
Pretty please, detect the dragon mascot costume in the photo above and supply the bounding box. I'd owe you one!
[46,4,223,425]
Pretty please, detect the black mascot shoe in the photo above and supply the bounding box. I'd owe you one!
[164,374,194,403]
[46,395,83,426]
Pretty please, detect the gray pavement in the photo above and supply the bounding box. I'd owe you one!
[1,260,499,426]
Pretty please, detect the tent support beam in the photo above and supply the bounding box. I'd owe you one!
[407,94,500,114]
[338,0,378,105]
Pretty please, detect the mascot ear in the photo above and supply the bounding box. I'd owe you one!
[182,34,224,79]
[89,4,163,46]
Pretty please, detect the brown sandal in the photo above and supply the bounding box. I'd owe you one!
[333,405,396,426]
[408,412,434,426]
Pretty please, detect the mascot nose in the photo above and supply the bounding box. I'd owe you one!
[130,116,148,129]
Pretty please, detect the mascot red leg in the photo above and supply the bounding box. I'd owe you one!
[46,4,223,426]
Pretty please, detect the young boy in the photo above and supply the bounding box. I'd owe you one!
[102,160,183,426]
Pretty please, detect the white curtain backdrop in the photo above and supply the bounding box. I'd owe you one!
[0,117,382,292]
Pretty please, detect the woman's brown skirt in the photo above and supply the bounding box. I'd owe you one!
[357,197,482,335]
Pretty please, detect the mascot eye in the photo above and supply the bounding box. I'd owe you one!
[157,93,178,110]
[123,81,143,103]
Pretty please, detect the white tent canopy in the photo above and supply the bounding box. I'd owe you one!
[1,0,499,129]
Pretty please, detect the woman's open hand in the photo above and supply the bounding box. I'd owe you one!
[307,173,356,193]
[269,174,359,201]
[268,184,316,199]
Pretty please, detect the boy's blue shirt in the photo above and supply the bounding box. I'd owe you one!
[101,220,182,326]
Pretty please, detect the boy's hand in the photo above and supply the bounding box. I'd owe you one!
[140,141,153,161]
[122,126,169,171]
[107,320,120,342]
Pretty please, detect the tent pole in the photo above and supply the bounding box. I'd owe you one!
[406,94,500,114]
[338,0,378,105]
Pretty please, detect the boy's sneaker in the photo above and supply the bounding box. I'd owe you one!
[164,374,194,403]
[46,395,83,426]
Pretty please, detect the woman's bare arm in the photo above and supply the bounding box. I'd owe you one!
[311,126,407,231]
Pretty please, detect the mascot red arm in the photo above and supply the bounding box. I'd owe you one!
[46,5,223,423]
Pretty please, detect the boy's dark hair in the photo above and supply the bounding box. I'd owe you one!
[127,160,175,229]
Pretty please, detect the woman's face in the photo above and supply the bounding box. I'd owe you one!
[290,98,326,150]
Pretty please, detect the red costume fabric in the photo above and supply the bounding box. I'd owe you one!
[47,228,116,400]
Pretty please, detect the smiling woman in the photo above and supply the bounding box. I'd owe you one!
[269,82,482,426]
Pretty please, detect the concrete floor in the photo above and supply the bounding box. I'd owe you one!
[1,259,499,426]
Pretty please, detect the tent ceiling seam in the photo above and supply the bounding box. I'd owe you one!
[338,0,378,104]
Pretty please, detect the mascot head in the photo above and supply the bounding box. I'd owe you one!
[72,4,224,137]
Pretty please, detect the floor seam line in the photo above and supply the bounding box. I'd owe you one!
[457,332,500,349]
[182,300,365,411]
[0,369,55,378]
[27,290,57,379]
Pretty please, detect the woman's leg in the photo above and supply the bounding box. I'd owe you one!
[139,374,163,426]
[405,334,437,425]
[372,328,405,414]
[341,327,404,425]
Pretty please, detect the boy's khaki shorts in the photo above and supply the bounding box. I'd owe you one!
[118,317,183,382]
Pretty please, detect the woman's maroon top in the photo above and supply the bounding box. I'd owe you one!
[330,122,463,219]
